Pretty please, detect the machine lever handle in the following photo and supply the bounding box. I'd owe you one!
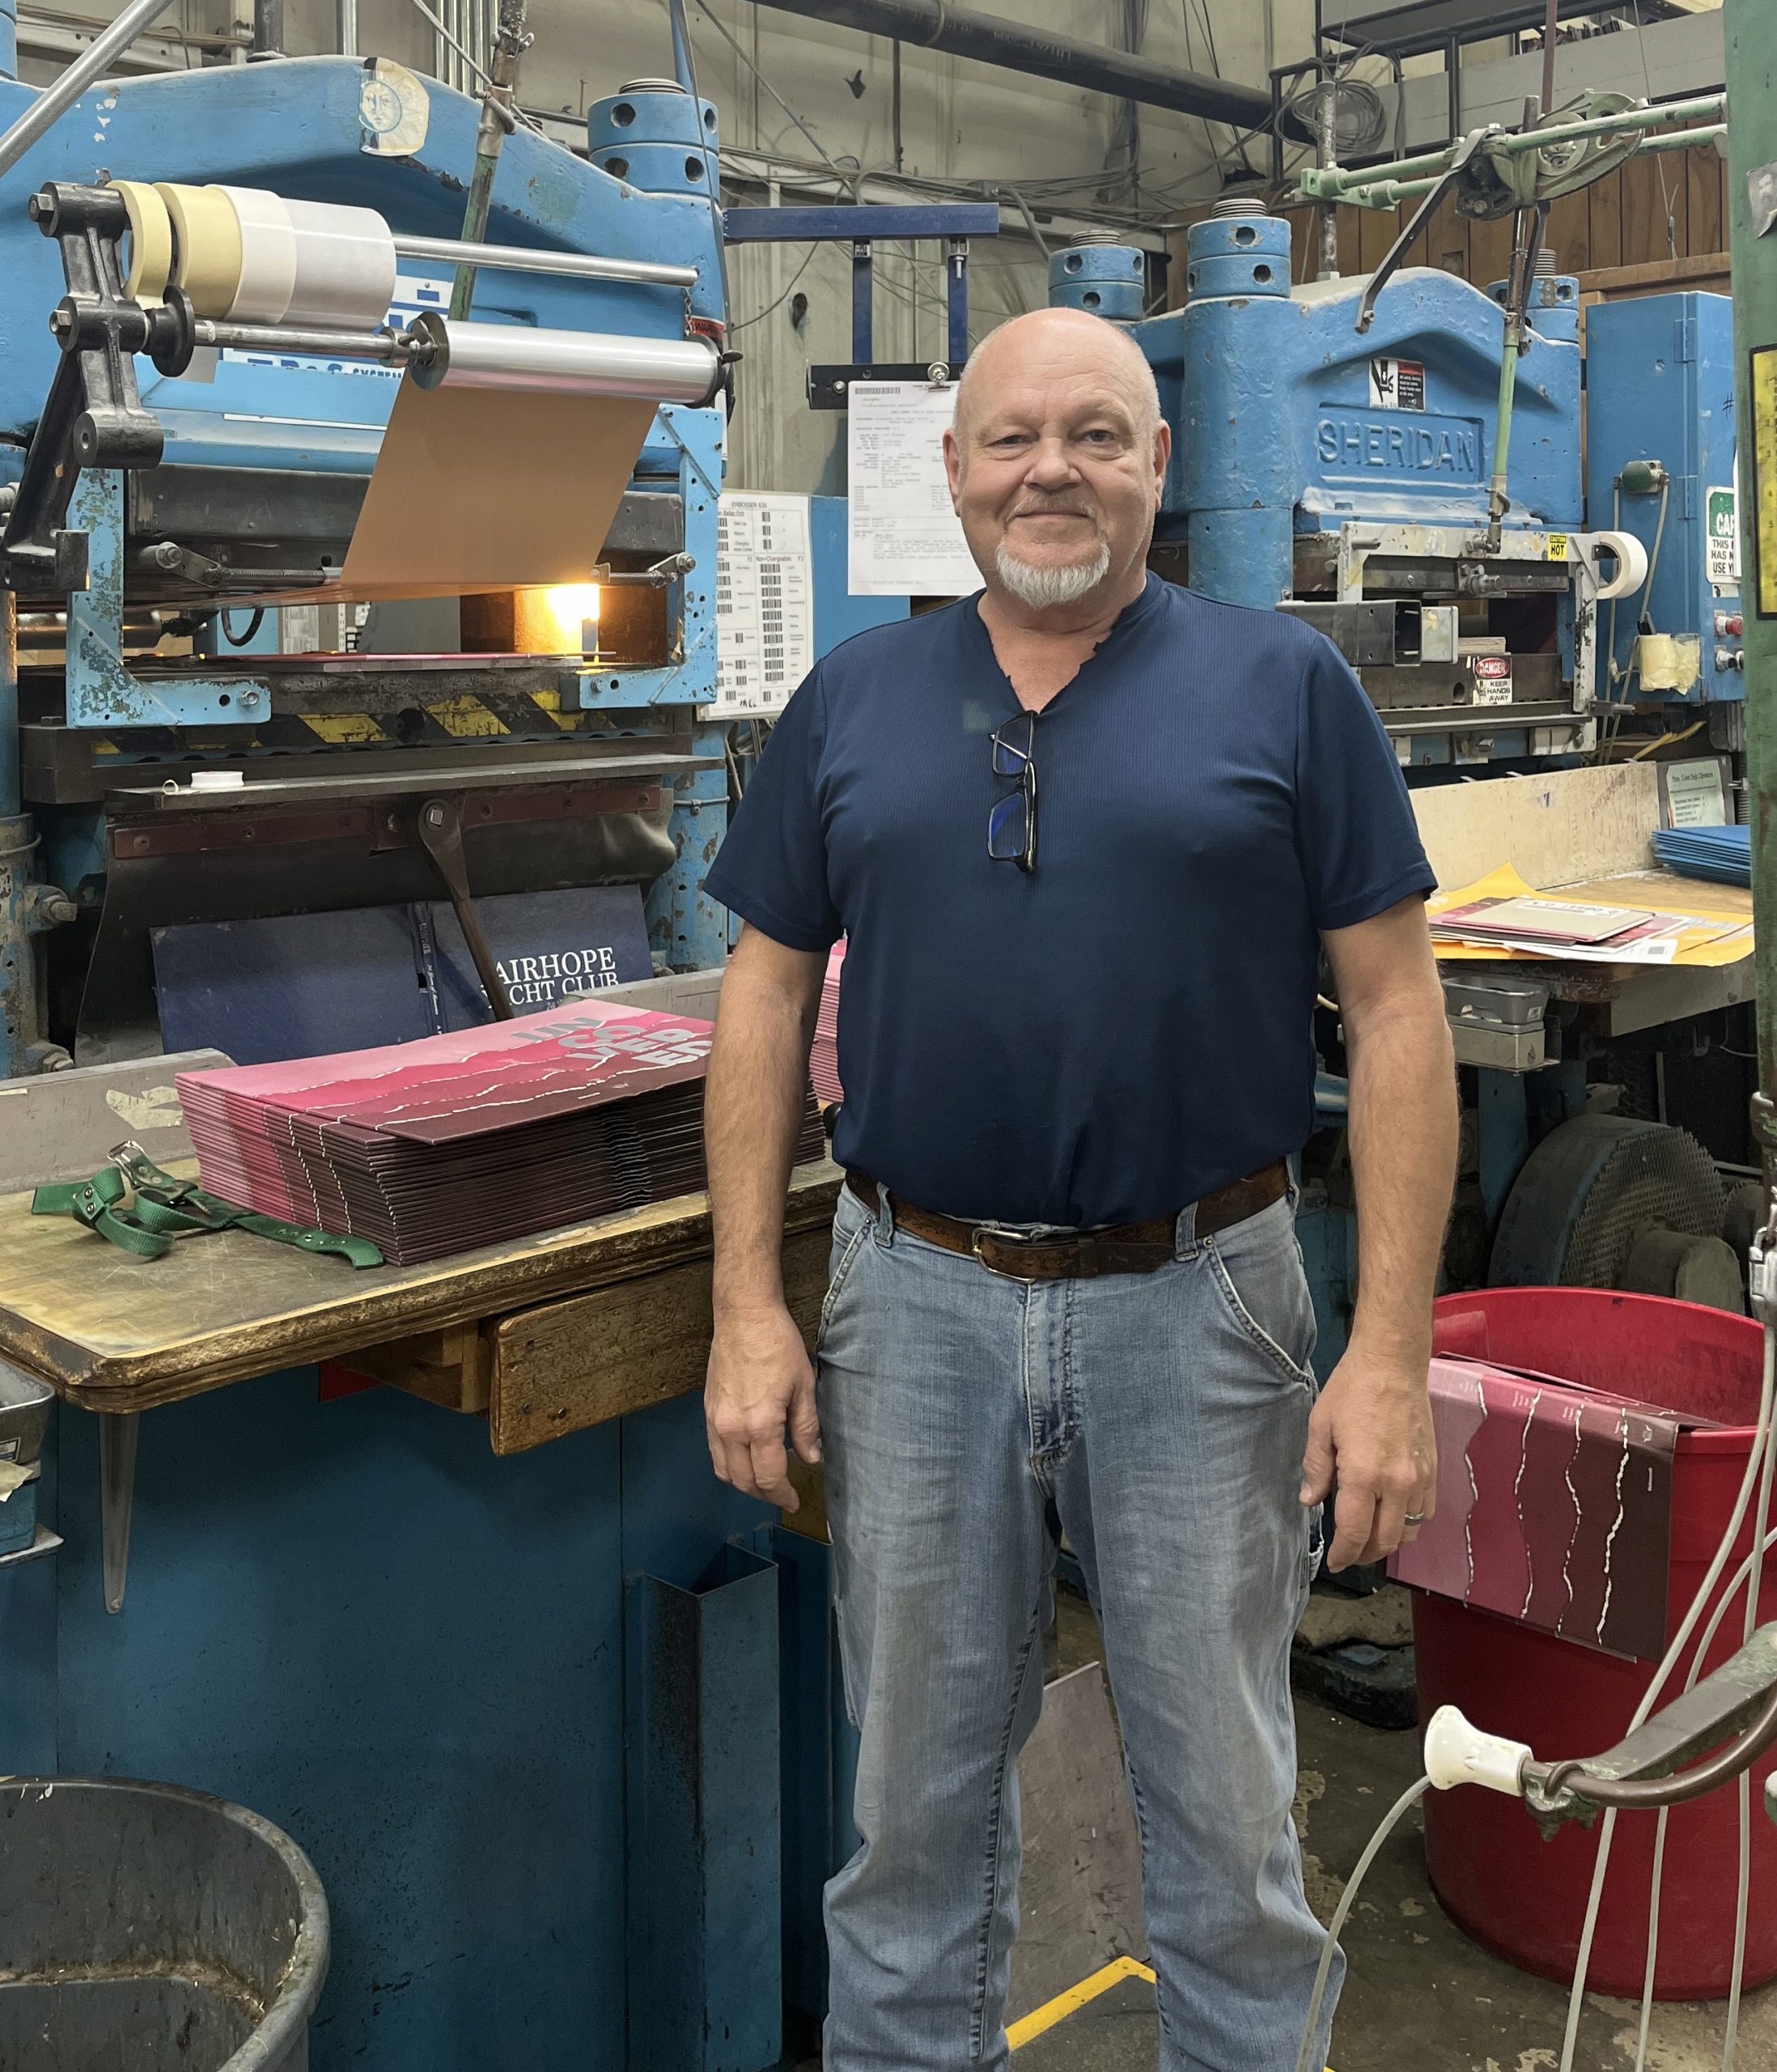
[413,795,515,1022]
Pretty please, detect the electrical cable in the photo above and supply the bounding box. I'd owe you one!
[1626,718,1704,762]
[1292,1774,1432,2072]
[1554,1320,1777,2072]
[671,0,734,329]
[1629,2,1678,262]
[1603,485,1623,714]
[1630,1410,1777,2072]
[691,0,842,176]
[1723,1357,1776,2072]
[1601,477,1669,762]
[1639,478,1670,639]
[728,240,824,332]
[220,606,265,648]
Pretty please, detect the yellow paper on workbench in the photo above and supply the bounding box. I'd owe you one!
[1428,865,1755,968]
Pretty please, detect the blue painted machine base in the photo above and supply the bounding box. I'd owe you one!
[0,1374,777,2071]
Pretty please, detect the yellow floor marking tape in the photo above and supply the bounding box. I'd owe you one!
[1005,1956,1332,2070]
[1006,1956,1156,2049]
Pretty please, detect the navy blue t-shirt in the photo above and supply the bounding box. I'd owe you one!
[705,573,1434,1227]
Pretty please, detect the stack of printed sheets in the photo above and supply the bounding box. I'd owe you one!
[1429,893,1692,964]
[176,998,824,1266]
[1427,865,1752,970]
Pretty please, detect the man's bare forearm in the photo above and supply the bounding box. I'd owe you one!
[1345,988,1457,1364]
[706,925,826,1318]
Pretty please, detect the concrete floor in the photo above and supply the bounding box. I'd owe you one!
[799,1584,1776,2071]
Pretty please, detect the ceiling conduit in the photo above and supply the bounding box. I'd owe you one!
[742,0,1282,130]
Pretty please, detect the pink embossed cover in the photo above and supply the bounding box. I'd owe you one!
[1389,1355,1679,1662]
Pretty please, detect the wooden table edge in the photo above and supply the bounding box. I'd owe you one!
[9,1166,844,1415]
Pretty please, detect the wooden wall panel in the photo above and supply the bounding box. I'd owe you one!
[1544,188,1591,276]
[1466,210,1516,291]
[1425,191,1470,278]
[1588,171,1622,271]
[1686,146,1724,260]
[1358,202,1401,272]
[1619,149,1677,267]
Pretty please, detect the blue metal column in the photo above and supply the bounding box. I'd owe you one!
[626,1541,783,2072]
[1177,213,1296,609]
[851,240,873,365]
[1048,243,1145,321]
[646,403,728,971]
[945,237,969,367]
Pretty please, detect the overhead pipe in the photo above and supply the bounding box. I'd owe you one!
[744,0,1277,131]
[0,0,181,176]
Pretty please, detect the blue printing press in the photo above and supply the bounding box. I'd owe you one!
[1054,210,1747,771]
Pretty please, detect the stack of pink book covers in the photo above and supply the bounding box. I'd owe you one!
[176,998,824,1267]
[811,941,845,1106]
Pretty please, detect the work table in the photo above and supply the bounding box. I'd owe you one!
[0,1157,842,1453]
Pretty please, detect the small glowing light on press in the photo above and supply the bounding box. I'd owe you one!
[538,584,602,650]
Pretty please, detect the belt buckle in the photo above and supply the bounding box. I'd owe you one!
[970,1223,1048,1282]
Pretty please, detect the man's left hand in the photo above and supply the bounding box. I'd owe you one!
[1299,1345,1437,1572]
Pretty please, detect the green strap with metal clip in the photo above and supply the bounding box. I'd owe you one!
[30,1166,174,1259]
[32,1144,384,1269]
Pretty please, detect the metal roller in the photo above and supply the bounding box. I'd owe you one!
[405,311,721,405]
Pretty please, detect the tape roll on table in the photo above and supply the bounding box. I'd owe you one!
[282,198,397,330]
[155,182,244,320]
[1588,528,1650,602]
[114,180,172,304]
[407,312,721,405]
[218,186,298,325]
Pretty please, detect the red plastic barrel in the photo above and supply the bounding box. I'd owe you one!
[1416,1288,1776,1998]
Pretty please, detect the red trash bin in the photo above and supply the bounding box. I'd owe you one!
[1415,1288,1776,1999]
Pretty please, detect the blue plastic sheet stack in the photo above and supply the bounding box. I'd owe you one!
[1652,823,1752,888]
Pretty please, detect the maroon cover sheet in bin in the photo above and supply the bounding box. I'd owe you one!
[176,997,825,1266]
[1389,1355,1680,1662]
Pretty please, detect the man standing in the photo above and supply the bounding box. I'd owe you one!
[701,307,1457,2070]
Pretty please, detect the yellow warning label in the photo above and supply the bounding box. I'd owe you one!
[1755,345,1777,621]
[299,711,387,745]
[1544,533,1570,562]
[428,696,509,740]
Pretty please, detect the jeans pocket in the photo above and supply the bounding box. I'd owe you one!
[1206,1199,1318,1390]
[818,1197,874,1346]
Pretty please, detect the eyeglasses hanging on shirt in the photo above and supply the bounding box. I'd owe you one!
[988,711,1038,874]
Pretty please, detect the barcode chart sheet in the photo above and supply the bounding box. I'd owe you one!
[713,490,815,720]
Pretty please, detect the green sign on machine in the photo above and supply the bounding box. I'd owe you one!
[1707,486,1740,589]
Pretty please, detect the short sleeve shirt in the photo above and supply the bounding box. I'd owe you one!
[704,573,1435,1228]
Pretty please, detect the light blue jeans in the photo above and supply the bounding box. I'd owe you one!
[816,1180,1338,2072]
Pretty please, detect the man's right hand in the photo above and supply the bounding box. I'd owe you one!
[705,1301,821,1510]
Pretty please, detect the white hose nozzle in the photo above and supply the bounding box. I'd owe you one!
[1423,1704,1532,1798]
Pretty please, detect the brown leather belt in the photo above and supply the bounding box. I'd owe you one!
[843,1161,1289,1281]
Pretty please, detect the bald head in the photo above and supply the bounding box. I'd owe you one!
[955,307,1162,448]
[943,304,1169,622]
